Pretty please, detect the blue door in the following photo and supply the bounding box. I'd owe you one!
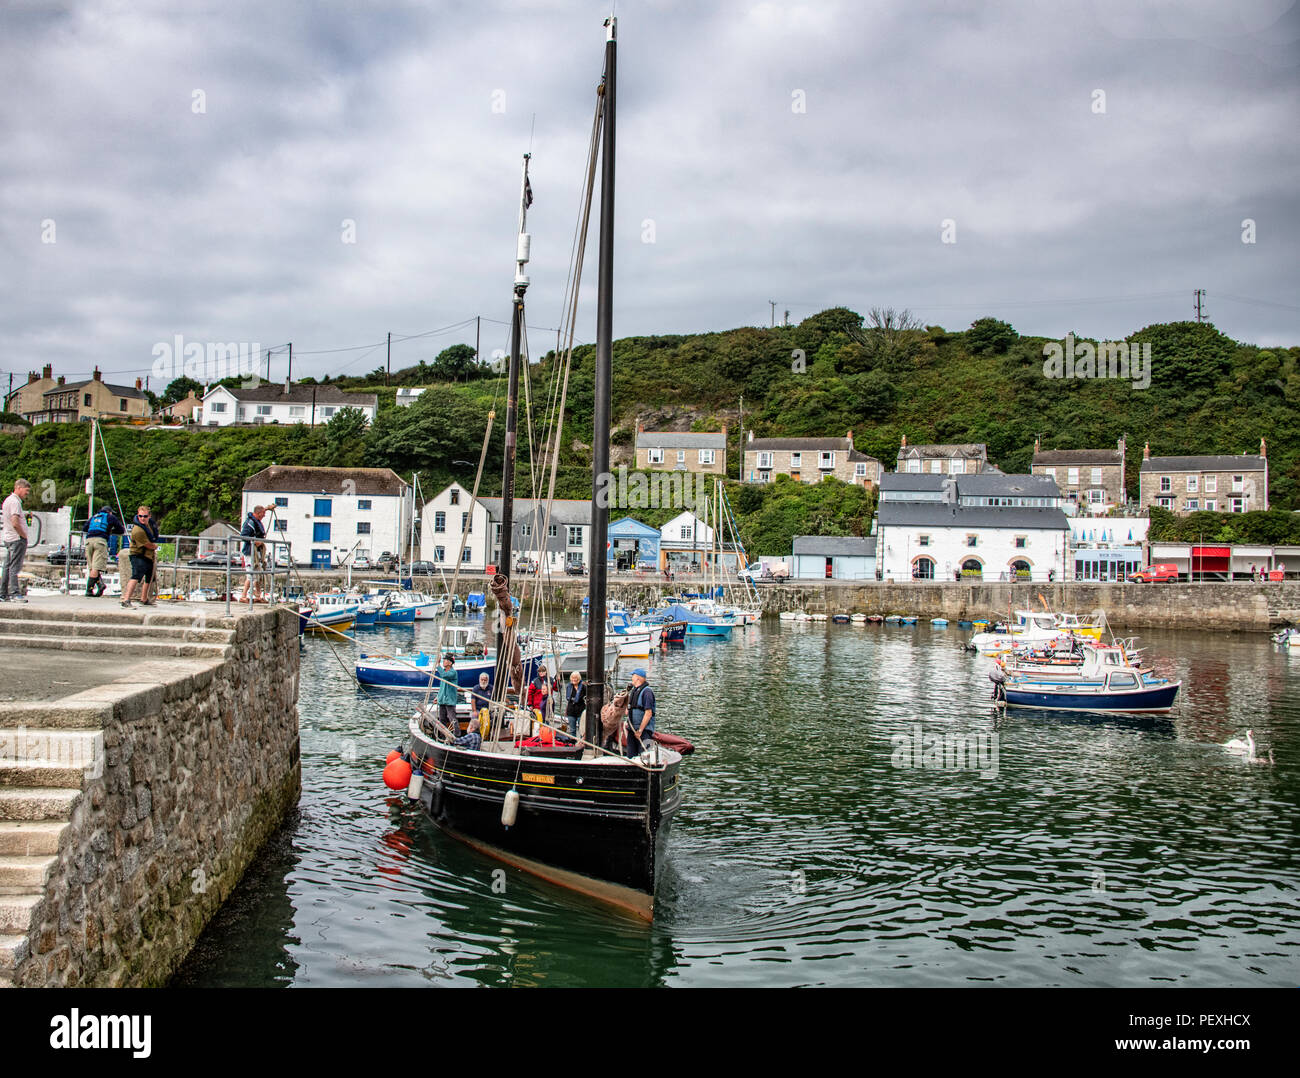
[312,549,331,569]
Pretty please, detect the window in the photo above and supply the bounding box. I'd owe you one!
[290,406,305,417]
[681,525,693,541]
[461,547,472,563]
[699,449,714,465]
[494,523,502,539]
[1091,467,1103,484]
[1159,476,1172,493]
[676,450,686,465]
[358,499,371,511]
[855,462,867,478]
[757,452,773,469]
[1186,476,1198,493]
[313,523,331,542]
[434,545,445,562]
[949,459,965,475]
[966,535,978,548]
[462,512,470,534]
[1232,475,1244,492]
[918,535,930,547]
[274,497,288,507]
[450,488,460,505]
[256,405,272,416]
[434,511,446,533]
[119,399,128,411]
[1014,536,1027,549]
[548,523,557,538]
[1186,499,1199,511]
[321,407,336,418]
[1157,496,1175,509]
[1068,468,1079,486]
[790,452,802,468]
[906,460,921,473]
[1044,467,1056,479]
[929,460,942,474]
[237,408,246,420]
[820,452,835,469]
[568,526,583,546]
[521,524,531,537]
[648,448,664,464]
[210,401,227,413]
[1204,476,1217,493]
[314,498,332,517]
[1088,489,1105,504]
[83,393,92,406]
[273,519,287,532]
[357,522,371,534]
[1205,499,1216,511]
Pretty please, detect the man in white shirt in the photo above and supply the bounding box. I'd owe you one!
[1,479,32,602]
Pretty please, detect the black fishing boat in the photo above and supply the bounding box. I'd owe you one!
[400,18,686,919]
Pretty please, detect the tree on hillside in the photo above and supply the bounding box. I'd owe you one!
[432,343,482,381]
[966,317,1018,355]
[846,308,925,371]
[364,388,499,476]
[1127,321,1236,395]
[162,376,203,404]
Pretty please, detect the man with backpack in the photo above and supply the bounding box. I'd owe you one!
[84,506,125,597]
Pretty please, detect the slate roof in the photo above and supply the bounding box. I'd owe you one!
[1140,455,1266,472]
[43,379,145,400]
[792,535,877,556]
[880,473,1060,498]
[747,436,853,452]
[210,383,377,409]
[1033,449,1123,466]
[636,430,726,449]
[477,498,593,526]
[876,503,1070,530]
[897,442,987,459]
[243,466,407,497]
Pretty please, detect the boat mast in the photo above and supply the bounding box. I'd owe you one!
[493,153,532,692]
[586,16,616,744]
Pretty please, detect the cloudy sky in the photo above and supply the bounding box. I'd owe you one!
[2,0,1297,392]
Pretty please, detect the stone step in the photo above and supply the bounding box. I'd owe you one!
[0,933,31,976]
[0,787,81,822]
[0,616,235,643]
[0,728,102,767]
[0,854,57,894]
[0,633,229,658]
[0,761,87,789]
[0,893,42,934]
[0,605,244,630]
[0,821,67,856]
[0,702,114,731]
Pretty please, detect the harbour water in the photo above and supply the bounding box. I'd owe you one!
[173,619,1300,987]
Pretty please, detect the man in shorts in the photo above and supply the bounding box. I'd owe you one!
[84,506,124,597]
[121,505,158,608]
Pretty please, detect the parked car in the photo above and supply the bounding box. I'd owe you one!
[739,560,789,582]
[47,545,86,566]
[376,552,398,573]
[352,554,373,570]
[409,561,440,577]
[515,559,538,574]
[188,552,234,568]
[564,562,586,576]
[1128,563,1180,583]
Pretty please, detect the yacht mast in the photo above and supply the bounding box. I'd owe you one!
[586,16,616,742]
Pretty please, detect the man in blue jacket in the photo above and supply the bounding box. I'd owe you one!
[84,506,124,597]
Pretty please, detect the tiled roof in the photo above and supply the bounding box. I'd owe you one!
[1140,455,1266,472]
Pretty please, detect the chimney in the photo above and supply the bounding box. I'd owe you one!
[847,429,853,446]
[1118,434,1126,454]
[1143,441,1150,461]
[27,371,36,385]
[1033,437,1040,453]
[93,367,102,381]
[721,424,728,439]
[42,364,52,380]
[1260,437,1266,458]
[57,375,66,386]
[901,434,908,448]
[284,377,291,397]
[135,377,143,391]
[747,430,754,443]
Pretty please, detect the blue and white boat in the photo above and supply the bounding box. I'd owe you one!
[655,602,732,637]
[356,629,546,690]
[999,648,1181,714]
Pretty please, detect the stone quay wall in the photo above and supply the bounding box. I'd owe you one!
[10,606,300,987]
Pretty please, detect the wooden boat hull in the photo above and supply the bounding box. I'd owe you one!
[409,725,682,918]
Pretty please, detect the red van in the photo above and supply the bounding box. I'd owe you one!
[1128,563,1180,583]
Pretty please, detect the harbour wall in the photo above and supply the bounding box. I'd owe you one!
[2,604,300,987]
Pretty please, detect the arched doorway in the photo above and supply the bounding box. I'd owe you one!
[960,558,983,579]
[912,556,936,580]
[1009,559,1032,581]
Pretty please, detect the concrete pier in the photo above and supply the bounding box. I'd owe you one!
[0,596,299,987]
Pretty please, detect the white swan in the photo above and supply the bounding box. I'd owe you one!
[1224,730,1255,757]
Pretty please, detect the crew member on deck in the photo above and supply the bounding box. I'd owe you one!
[626,668,656,755]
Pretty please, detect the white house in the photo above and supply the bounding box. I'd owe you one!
[242,466,410,570]
[201,382,378,427]
[875,473,1069,581]
[420,482,492,571]
[396,387,428,408]
[791,535,876,580]
[1068,516,1149,582]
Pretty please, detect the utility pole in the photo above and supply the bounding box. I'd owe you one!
[287,342,292,384]
[769,301,776,328]
[1194,289,1206,323]
[737,394,744,481]
[476,316,481,366]
[386,332,391,386]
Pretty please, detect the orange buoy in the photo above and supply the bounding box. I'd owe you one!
[383,757,412,790]
[386,749,401,765]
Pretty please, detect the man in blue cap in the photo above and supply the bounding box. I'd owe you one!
[626,668,656,755]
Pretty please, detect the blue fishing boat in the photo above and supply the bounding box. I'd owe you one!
[655,602,732,637]
[1000,667,1180,714]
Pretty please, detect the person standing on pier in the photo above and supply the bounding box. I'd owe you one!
[626,668,656,756]
[84,505,124,597]
[238,505,269,604]
[121,505,158,608]
[1,478,32,603]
